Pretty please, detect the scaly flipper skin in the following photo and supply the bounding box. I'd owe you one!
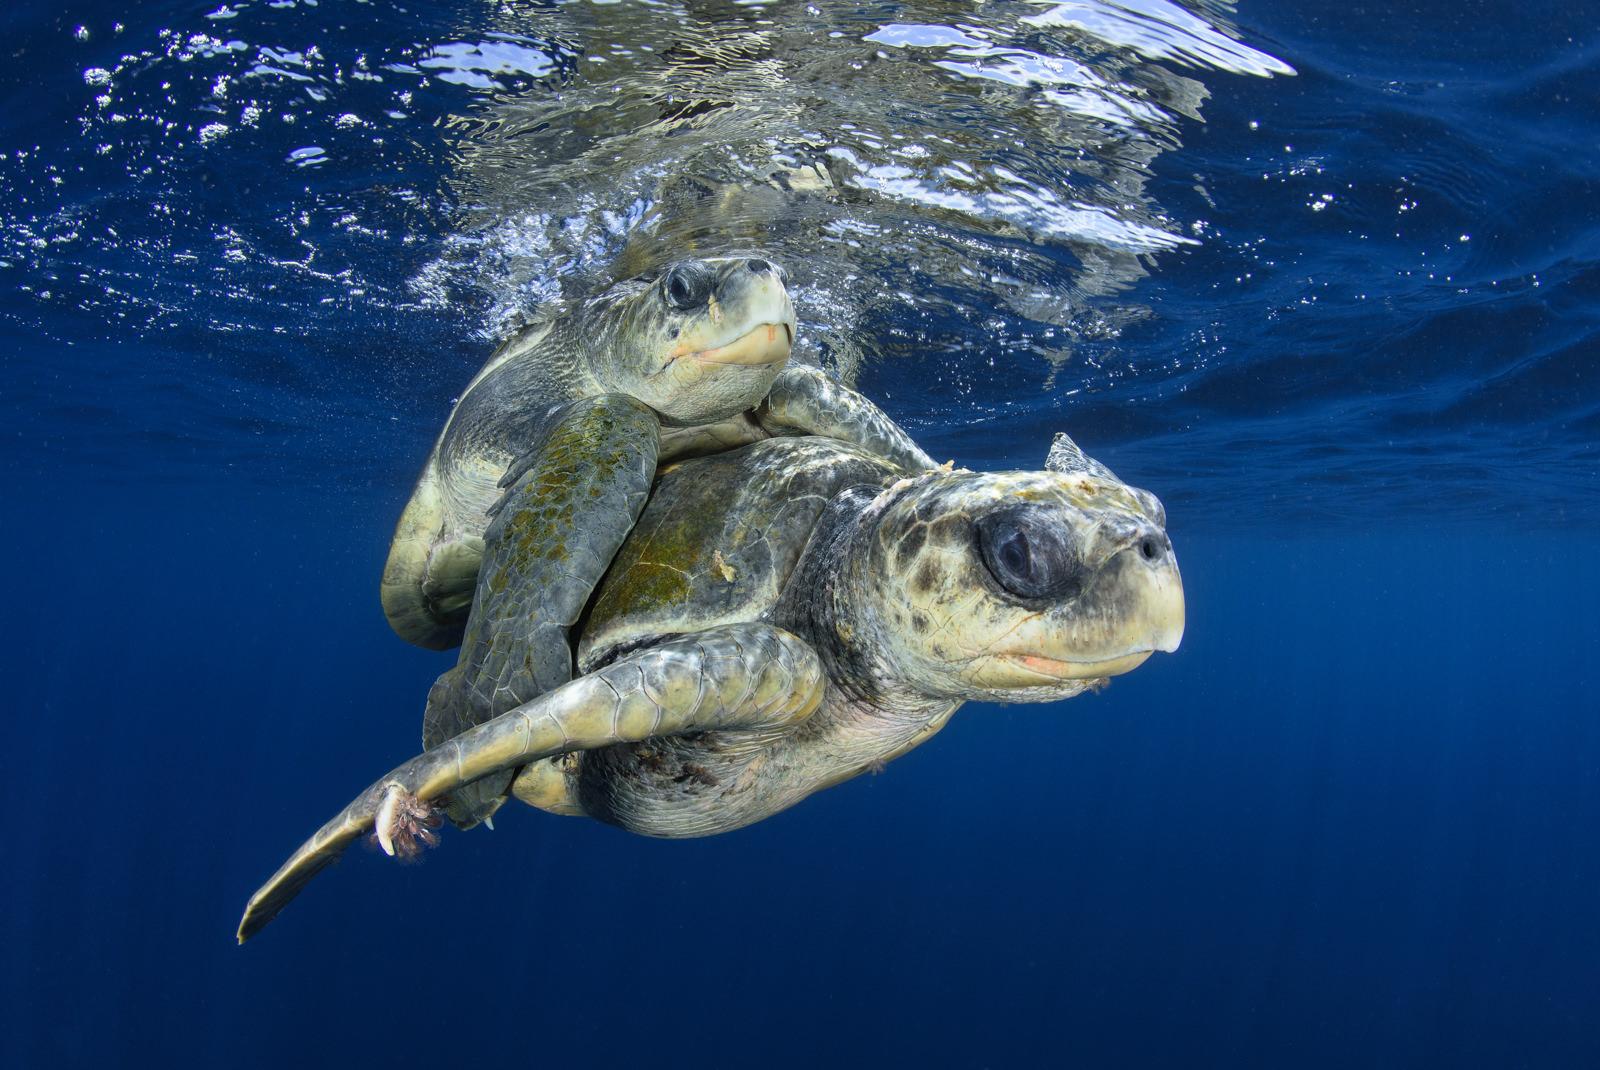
[423,394,660,826]
[759,364,936,474]
[237,623,825,943]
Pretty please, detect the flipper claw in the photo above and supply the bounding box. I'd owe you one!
[371,784,442,860]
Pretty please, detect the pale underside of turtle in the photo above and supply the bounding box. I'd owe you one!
[239,433,1185,941]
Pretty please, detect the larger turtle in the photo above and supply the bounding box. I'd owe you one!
[239,431,1184,941]
[382,253,934,652]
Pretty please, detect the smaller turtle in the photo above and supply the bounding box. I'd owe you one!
[238,432,1184,941]
[382,254,932,652]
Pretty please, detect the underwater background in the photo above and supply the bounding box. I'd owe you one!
[3,0,1597,1066]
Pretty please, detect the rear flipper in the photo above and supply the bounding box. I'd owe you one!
[236,623,824,943]
[759,364,937,474]
[379,462,486,651]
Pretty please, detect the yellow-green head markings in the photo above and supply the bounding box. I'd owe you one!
[846,466,1184,704]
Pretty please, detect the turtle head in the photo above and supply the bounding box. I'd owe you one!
[851,435,1184,704]
[585,255,796,426]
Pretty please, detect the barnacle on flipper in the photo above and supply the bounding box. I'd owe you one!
[370,784,444,860]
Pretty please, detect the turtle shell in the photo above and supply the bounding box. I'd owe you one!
[577,436,894,670]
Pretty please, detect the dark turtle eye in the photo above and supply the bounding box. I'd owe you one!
[996,529,1031,577]
[662,262,711,311]
[976,506,1082,601]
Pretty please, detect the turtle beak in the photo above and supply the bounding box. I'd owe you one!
[690,322,793,367]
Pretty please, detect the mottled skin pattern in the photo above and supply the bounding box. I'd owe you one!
[381,254,934,652]
[238,435,1183,941]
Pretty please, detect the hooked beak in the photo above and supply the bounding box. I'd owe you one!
[997,650,1156,681]
[973,551,1184,689]
[685,322,794,367]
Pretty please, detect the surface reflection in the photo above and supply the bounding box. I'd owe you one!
[425,0,1291,381]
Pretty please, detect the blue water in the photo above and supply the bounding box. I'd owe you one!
[4,1,1598,1066]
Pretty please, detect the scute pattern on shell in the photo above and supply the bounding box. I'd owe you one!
[579,436,897,669]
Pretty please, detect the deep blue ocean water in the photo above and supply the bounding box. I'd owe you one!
[3,1,1597,1066]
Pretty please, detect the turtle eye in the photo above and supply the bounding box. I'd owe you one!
[997,529,1031,578]
[976,507,1082,601]
[662,263,710,311]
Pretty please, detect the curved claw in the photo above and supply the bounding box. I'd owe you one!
[372,784,443,859]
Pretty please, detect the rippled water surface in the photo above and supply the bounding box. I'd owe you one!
[5,1,1600,1067]
[6,0,1593,525]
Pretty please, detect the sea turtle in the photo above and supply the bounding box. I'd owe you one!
[382,252,934,652]
[238,431,1184,941]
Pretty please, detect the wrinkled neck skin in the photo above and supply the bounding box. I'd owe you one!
[433,306,611,525]
[451,283,658,445]
[568,286,640,399]
[771,490,962,774]
[490,306,607,402]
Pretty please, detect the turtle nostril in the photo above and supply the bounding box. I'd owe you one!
[746,258,771,274]
[1138,534,1165,563]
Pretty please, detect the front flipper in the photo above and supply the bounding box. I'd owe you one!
[424,394,660,827]
[758,364,937,473]
[237,624,825,943]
